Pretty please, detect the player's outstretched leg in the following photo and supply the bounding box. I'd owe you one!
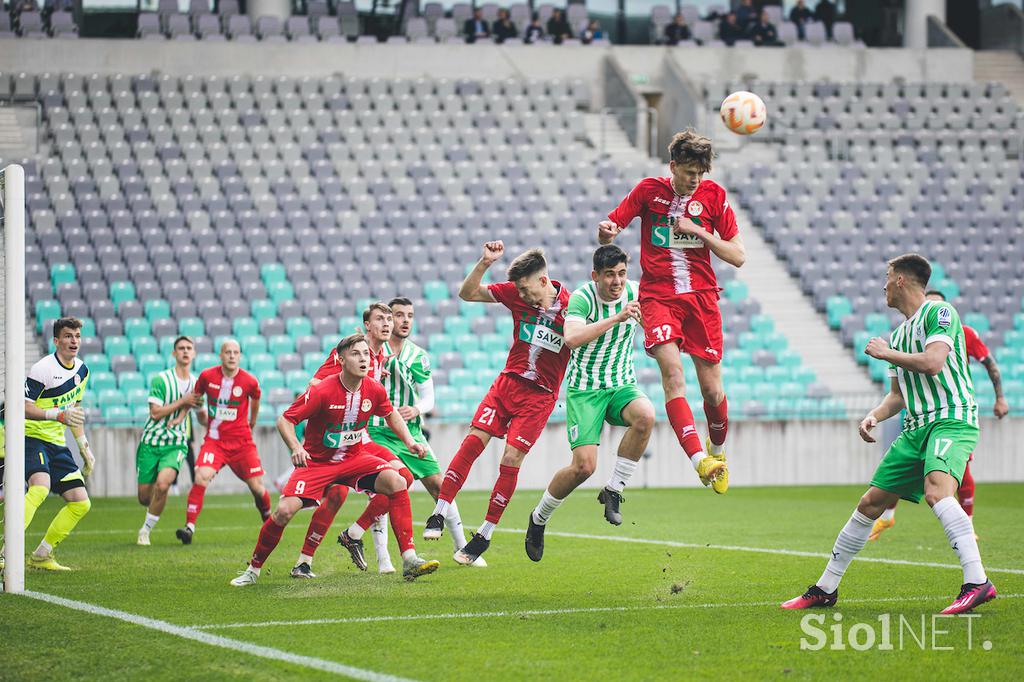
[426,430,489,540]
[781,487,892,609]
[370,514,394,574]
[694,356,729,494]
[370,469,438,580]
[232,497,302,587]
[528,445,599,562]
[869,503,897,541]
[30,488,91,572]
[292,484,348,578]
[457,448,523,565]
[178,466,216,545]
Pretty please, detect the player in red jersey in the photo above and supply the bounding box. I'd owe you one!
[293,303,416,577]
[870,289,1009,541]
[423,242,572,565]
[599,129,746,493]
[176,339,269,545]
[230,333,439,585]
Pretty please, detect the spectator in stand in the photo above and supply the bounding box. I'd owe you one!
[464,7,491,44]
[751,9,783,46]
[524,13,544,43]
[815,0,837,40]
[546,8,572,44]
[734,0,757,34]
[789,0,814,40]
[493,8,518,43]
[718,11,744,46]
[664,13,692,45]
[580,19,603,44]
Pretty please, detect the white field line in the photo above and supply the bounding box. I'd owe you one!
[71,524,1024,576]
[194,594,1024,630]
[19,590,421,682]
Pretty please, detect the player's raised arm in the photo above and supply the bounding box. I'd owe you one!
[858,377,906,443]
[459,240,504,302]
[564,302,641,350]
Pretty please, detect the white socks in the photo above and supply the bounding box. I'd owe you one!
[689,452,707,470]
[347,522,365,541]
[817,510,874,593]
[432,499,451,518]
[298,553,314,566]
[444,501,466,550]
[371,514,391,565]
[401,549,416,562]
[880,507,895,522]
[707,440,725,456]
[33,540,53,559]
[142,513,160,531]
[186,522,195,532]
[606,457,639,493]
[478,521,496,540]
[531,490,564,526]
[933,496,987,584]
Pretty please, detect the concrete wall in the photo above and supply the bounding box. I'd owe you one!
[73,417,1023,498]
[0,40,973,91]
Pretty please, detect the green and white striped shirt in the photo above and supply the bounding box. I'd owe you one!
[141,368,196,447]
[369,339,432,429]
[888,300,977,430]
[565,280,640,391]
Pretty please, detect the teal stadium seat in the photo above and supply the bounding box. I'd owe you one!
[130,335,158,355]
[453,333,480,351]
[126,388,149,405]
[144,299,171,322]
[124,317,151,339]
[934,278,959,300]
[338,316,362,335]
[110,281,136,306]
[50,263,76,289]
[267,281,295,304]
[480,334,506,353]
[428,334,456,355]
[248,353,276,375]
[158,335,178,354]
[853,331,872,364]
[749,314,774,334]
[448,368,474,387]
[269,335,295,356]
[864,313,889,335]
[195,352,219,369]
[77,317,96,337]
[304,352,324,373]
[260,263,287,285]
[118,371,146,392]
[423,280,449,304]
[84,354,110,373]
[241,335,268,355]
[35,300,60,332]
[321,336,337,353]
[90,371,117,393]
[103,405,132,423]
[963,313,990,334]
[495,317,513,336]
[251,299,277,321]
[178,317,205,338]
[138,353,166,377]
[460,300,486,320]
[723,280,748,301]
[463,351,489,369]
[287,317,313,337]
[444,317,472,335]
[826,296,853,329]
[233,317,259,337]
[286,370,309,393]
[262,370,285,390]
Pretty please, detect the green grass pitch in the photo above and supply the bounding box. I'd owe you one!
[2,484,1023,680]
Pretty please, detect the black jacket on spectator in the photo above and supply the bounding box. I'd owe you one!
[664,22,692,45]
[524,23,544,44]
[815,0,836,39]
[546,16,572,44]
[463,18,490,43]
[751,20,782,46]
[493,18,517,42]
[718,17,744,45]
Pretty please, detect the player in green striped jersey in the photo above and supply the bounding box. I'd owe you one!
[135,336,204,546]
[365,297,480,565]
[783,254,995,615]
[526,246,655,561]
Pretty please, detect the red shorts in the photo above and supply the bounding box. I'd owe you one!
[197,437,264,480]
[641,290,724,364]
[471,373,557,454]
[280,453,392,505]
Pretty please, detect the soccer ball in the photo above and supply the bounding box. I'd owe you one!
[720,91,767,135]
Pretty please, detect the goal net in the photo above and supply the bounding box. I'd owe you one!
[2,163,26,593]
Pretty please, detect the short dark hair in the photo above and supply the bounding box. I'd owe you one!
[888,253,931,288]
[388,297,413,309]
[362,302,392,324]
[925,289,946,300]
[593,244,628,272]
[173,335,194,349]
[668,129,714,173]
[336,333,367,355]
[506,248,547,282]
[53,317,82,338]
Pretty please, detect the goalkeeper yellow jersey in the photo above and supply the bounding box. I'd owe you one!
[24,353,90,447]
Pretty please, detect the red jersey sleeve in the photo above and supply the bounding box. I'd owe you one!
[487,281,520,309]
[963,325,991,362]
[246,371,261,400]
[313,350,340,381]
[283,387,320,425]
[714,186,739,241]
[193,370,208,395]
[607,178,650,229]
[371,380,394,418]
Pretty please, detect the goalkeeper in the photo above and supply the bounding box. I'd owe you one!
[10,318,96,571]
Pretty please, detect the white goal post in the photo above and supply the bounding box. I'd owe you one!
[3,163,26,593]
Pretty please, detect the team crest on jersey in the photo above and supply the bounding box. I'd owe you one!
[687,200,704,217]
[361,399,372,411]
[73,375,81,385]
[937,306,952,328]
[569,424,579,441]
[232,386,243,397]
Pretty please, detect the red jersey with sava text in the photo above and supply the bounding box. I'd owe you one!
[283,375,394,463]
[194,366,261,442]
[312,344,387,382]
[487,280,572,393]
[607,177,738,299]
[963,325,991,363]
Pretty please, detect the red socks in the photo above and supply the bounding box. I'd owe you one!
[302,485,347,556]
[357,493,391,530]
[388,489,415,553]
[255,489,272,520]
[439,434,486,503]
[704,396,729,447]
[958,463,975,517]
[485,464,519,524]
[186,484,206,526]
[666,397,703,456]
[250,517,285,569]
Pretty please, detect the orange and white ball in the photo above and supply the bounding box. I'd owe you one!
[720,91,767,135]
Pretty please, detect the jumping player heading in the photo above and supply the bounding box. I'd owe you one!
[599,129,746,492]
